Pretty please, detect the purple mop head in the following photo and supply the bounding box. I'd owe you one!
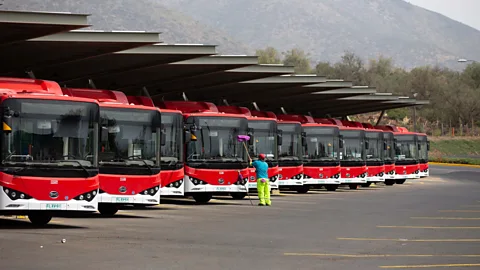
[237,135,250,142]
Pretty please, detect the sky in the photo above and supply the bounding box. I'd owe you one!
[406,0,480,30]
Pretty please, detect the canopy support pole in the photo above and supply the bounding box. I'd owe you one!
[182,92,189,101]
[142,86,152,99]
[88,79,96,89]
[375,110,385,126]
[252,102,260,111]
[26,71,36,79]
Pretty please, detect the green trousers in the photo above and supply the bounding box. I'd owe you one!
[257,178,271,205]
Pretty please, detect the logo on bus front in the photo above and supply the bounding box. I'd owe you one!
[49,191,59,199]
[119,186,127,193]
[218,178,224,184]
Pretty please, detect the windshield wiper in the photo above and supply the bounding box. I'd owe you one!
[137,159,154,174]
[55,160,90,177]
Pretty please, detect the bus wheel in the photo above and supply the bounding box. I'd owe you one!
[361,183,371,188]
[193,193,212,204]
[296,186,310,194]
[396,179,406,185]
[28,212,52,226]
[230,192,247,200]
[385,179,395,186]
[349,184,358,190]
[98,204,119,216]
[325,185,339,191]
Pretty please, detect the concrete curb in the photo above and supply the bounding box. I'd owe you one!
[430,162,480,168]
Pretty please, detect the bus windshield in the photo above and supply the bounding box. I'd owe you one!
[99,107,161,167]
[395,134,418,160]
[1,98,98,167]
[366,131,384,162]
[186,116,247,162]
[341,129,365,161]
[384,132,395,162]
[418,135,428,162]
[161,112,183,165]
[248,120,277,161]
[303,126,339,161]
[278,123,302,161]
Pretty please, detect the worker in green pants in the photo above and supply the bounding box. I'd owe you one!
[250,153,271,206]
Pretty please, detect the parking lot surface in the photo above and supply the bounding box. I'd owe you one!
[1,164,479,270]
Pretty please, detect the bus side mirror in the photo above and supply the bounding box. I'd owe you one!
[427,141,430,151]
[247,128,254,146]
[301,132,307,147]
[394,139,399,150]
[365,139,370,150]
[418,143,421,151]
[160,130,166,146]
[277,130,283,146]
[339,135,344,149]
[383,141,387,150]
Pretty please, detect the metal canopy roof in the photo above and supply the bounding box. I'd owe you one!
[323,99,430,117]
[1,30,161,76]
[256,87,376,110]
[185,75,329,103]
[235,80,355,106]
[64,55,259,92]
[0,10,89,46]
[157,64,295,100]
[30,44,217,84]
[277,94,429,117]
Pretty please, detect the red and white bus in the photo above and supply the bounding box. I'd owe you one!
[217,106,280,197]
[417,133,429,178]
[158,101,249,203]
[62,89,162,215]
[382,130,397,184]
[360,123,386,187]
[127,96,185,196]
[278,115,342,193]
[275,118,304,190]
[377,125,420,184]
[0,78,100,225]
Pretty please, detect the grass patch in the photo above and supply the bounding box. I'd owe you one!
[429,137,480,161]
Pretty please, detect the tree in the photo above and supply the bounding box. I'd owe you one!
[282,48,312,74]
[255,47,282,64]
[332,51,366,84]
[315,62,336,78]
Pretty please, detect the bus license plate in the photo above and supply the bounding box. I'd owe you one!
[216,187,228,191]
[45,203,64,209]
[115,197,131,203]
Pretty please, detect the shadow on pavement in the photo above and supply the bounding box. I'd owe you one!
[0,218,87,229]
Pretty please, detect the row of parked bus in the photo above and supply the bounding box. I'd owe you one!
[0,77,429,226]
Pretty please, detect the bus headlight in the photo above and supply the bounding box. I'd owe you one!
[139,185,160,196]
[3,187,32,201]
[189,177,207,185]
[167,179,183,188]
[74,190,97,202]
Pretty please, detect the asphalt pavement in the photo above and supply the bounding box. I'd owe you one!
[0,165,479,270]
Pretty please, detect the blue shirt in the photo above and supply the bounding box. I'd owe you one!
[251,160,269,179]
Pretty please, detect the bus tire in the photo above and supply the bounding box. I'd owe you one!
[325,184,339,191]
[349,184,358,190]
[98,204,119,216]
[193,193,212,204]
[385,179,395,186]
[28,212,52,226]
[361,183,371,187]
[396,179,406,185]
[230,192,247,200]
[296,186,310,194]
